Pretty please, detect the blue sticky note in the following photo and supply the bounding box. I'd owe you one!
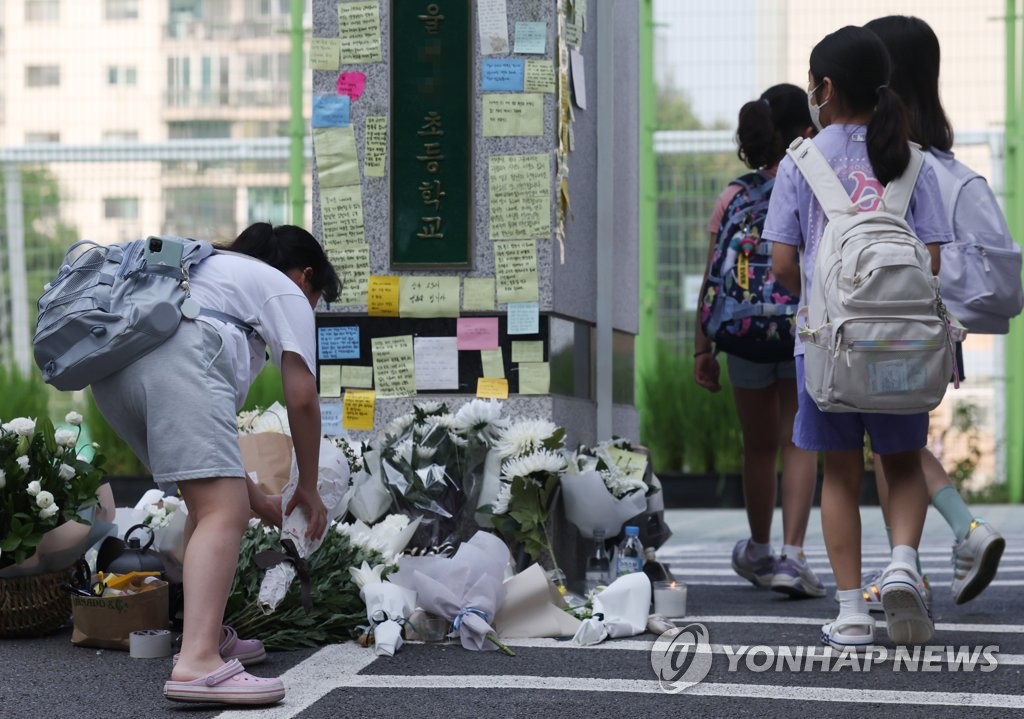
[482,59,525,92]
[318,325,360,360]
[507,301,539,335]
[514,22,547,54]
[320,400,343,436]
[312,94,350,128]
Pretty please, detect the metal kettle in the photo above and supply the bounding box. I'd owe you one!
[102,524,165,575]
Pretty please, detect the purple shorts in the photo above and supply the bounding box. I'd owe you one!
[792,355,929,455]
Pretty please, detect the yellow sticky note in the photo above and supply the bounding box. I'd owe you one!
[511,340,544,363]
[341,365,373,389]
[489,154,551,240]
[481,349,505,378]
[494,239,539,303]
[364,116,387,177]
[477,377,509,399]
[517,361,550,395]
[310,38,341,70]
[338,0,382,64]
[371,335,415,397]
[312,127,356,158]
[606,447,648,482]
[463,277,496,311]
[318,364,342,397]
[399,276,460,318]
[326,243,370,306]
[482,93,544,137]
[343,389,376,431]
[524,60,556,93]
[367,276,400,317]
[320,185,364,245]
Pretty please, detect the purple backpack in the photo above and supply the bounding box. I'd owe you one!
[699,172,798,363]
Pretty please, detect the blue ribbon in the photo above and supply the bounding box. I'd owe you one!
[452,607,490,631]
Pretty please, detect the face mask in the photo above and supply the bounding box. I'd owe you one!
[807,83,829,131]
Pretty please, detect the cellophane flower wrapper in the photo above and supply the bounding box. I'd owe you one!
[572,572,652,646]
[559,467,648,541]
[495,562,581,638]
[360,580,417,656]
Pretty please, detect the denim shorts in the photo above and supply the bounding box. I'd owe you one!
[726,354,797,390]
[91,321,246,492]
[791,355,929,455]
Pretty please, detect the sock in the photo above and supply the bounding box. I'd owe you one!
[932,485,975,541]
[885,526,893,550]
[747,540,773,560]
[782,544,804,561]
[834,588,870,635]
[891,545,919,580]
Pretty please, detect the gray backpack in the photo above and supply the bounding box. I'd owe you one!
[789,139,962,415]
[33,236,257,391]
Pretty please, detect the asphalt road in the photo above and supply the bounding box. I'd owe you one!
[2,505,1023,719]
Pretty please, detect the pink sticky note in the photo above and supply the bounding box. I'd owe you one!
[336,72,366,100]
[457,317,499,350]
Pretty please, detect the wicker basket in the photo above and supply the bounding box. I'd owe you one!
[0,568,73,638]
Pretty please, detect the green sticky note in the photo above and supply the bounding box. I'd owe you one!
[364,116,387,177]
[399,276,461,318]
[318,364,342,397]
[310,38,341,70]
[494,239,538,303]
[463,277,496,311]
[511,340,544,363]
[482,93,544,137]
[481,349,505,378]
[312,126,357,157]
[317,154,360,188]
[341,364,373,389]
[517,361,550,395]
[524,60,556,94]
[326,243,369,306]
[371,335,415,398]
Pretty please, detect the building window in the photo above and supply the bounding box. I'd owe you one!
[168,121,231,139]
[104,0,138,20]
[107,65,138,86]
[25,65,60,87]
[247,187,288,226]
[101,130,139,143]
[165,187,236,241]
[25,131,60,144]
[25,0,59,22]
[104,197,140,220]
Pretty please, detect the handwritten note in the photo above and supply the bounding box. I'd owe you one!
[477,0,509,54]
[517,361,550,394]
[320,399,343,436]
[312,94,350,128]
[399,276,460,318]
[483,94,543,137]
[326,243,369,306]
[494,239,538,303]
[489,154,551,239]
[457,317,500,350]
[364,116,387,177]
[310,38,341,70]
[336,71,367,99]
[318,325,360,360]
[481,348,505,378]
[606,447,648,483]
[565,19,582,48]
[371,335,415,397]
[414,336,459,391]
[514,21,547,54]
[482,59,525,92]
[343,389,376,431]
[477,377,509,399]
[367,276,401,317]
[463,277,496,311]
[524,60,556,93]
[507,301,539,335]
[321,186,364,245]
[338,0,382,63]
[341,364,373,389]
[569,48,586,110]
[319,364,342,397]
[511,340,544,363]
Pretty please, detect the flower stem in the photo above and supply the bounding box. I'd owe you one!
[487,632,515,656]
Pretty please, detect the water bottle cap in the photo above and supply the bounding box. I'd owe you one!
[625,525,639,536]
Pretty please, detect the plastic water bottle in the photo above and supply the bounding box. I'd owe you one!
[615,525,644,577]
[585,530,611,589]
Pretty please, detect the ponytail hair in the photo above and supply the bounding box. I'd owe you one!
[736,84,811,170]
[810,25,910,185]
[226,222,341,303]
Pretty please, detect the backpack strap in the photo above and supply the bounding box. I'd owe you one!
[786,138,858,221]
[198,307,262,341]
[879,146,924,218]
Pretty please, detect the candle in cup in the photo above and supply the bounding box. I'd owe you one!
[653,580,687,618]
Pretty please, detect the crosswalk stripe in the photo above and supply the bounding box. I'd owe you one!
[685,615,1024,633]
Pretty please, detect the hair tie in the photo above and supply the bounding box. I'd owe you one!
[875,84,889,94]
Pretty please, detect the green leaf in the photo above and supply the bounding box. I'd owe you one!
[0,536,21,552]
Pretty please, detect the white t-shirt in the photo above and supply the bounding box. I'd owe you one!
[187,253,317,409]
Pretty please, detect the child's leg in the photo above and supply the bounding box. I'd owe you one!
[731,384,779,545]
[172,476,251,682]
[776,377,816,549]
[820,449,864,591]
[922,449,972,540]
[872,453,892,542]
[878,450,928,551]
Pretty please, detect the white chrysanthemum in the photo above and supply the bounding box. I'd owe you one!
[414,400,445,416]
[494,419,561,459]
[0,469,5,489]
[162,496,182,512]
[3,417,36,437]
[58,463,76,481]
[393,438,414,464]
[39,503,60,519]
[54,428,78,448]
[501,449,567,481]
[604,473,647,498]
[386,413,415,438]
[26,478,40,495]
[430,413,457,429]
[491,482,512,515]
[414,444,436,461]
[452,399,506,440]
[64,411,83,426]
[378,514,410,532]
[248,517,263,529]
[36,490,55,509]
[447,432,469,448]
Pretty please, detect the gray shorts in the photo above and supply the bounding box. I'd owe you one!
[92,321,246,492]
[726,354,797,390]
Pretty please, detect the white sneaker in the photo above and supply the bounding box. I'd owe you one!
[880,562,934,646]
[951,520,1005,605]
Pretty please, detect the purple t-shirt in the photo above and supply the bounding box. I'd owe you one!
[762,124,953,354]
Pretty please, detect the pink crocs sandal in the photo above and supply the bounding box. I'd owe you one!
[173,625,267,667]
[163,658,285,705]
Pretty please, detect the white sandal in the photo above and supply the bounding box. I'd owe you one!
[820,612,875,650]
[880,561,934,646]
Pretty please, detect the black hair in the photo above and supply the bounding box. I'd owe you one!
[810,25,910,185]
[225,222,340,303]
[736,83,811,169]
[865,15,953,152]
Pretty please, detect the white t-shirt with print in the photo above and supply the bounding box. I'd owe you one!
[187,253,317,409]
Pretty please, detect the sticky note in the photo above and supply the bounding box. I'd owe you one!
[570,49,586,110]
[494,239,539,303]
[336,71,366,99]
[482,59,525,92]
[481,349,505,378]
[312,94,350,128]
[606,447,648,482]
[489,154,551,240]
[341,364,373,389]
[524,59,556,93]
[483,93,544,137]
[312,126,357,157]
[364,116,387,177]
[320,185,364,245]
[371,335,415,397]
[507,301,539,335]
[318,364,342,397]
[414,336,460,390]
[463,277,496,311]
[565,19,581,48]
[399,276,460,318]
[514,21,547,54]
[338,0,382,63]
[457,317,500,350]
[310,38,341,70]
[317,153,360,188]
[477,377,509,399]
[517,361,550,395]
[318,325,360,360]
[343,389,376,431]
[326,243,370,306]
[367,275,400,317]
[320,399,343,436]
[477,0,510,54]
[511,340,544,363]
